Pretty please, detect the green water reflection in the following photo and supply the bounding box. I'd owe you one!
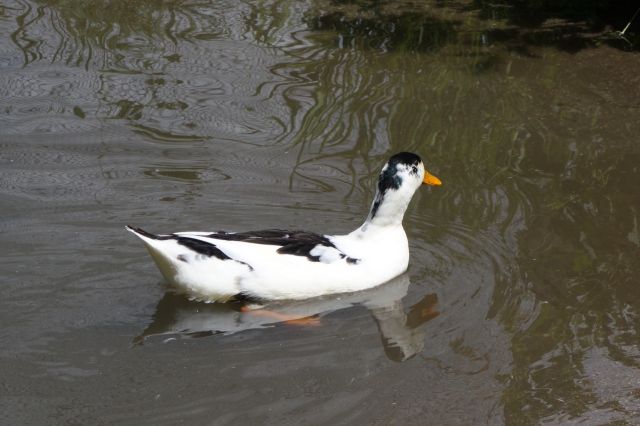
[1,0,640,423]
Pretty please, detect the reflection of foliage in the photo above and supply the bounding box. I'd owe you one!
[6,0,296,142]
[307,0,640,53]
[475,0,640,52]
[500,143,640,422]
[246,0,296,45]
[474,0,636,28]
[343,35,640,419]
[11,0,224,66]
[308,10,459,52]
[463,84,640,421]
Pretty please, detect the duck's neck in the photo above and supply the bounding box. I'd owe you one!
[359,188,412,231]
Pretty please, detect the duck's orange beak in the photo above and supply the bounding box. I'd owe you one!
[423,170,442,186]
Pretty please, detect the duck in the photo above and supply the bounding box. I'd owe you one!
[126,152,441,302]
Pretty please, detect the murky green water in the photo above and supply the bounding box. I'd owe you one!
[1,0,640,424]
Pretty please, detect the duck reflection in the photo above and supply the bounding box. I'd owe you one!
[135,274,438,362]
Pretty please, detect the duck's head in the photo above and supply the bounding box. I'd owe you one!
[366,152,441,227]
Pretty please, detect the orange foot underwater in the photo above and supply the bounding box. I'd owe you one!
[240,306,321,327]
[406,293,440,328]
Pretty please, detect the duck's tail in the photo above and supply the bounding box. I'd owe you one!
[125,225,181,284]
[125,225,165,241]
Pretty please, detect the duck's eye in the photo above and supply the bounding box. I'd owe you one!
[412,166,418,174]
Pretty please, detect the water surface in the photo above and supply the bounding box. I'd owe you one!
[1,0,640,424]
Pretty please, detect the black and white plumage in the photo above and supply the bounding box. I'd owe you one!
[126,152,441,302]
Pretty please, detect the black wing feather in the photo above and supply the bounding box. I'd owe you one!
[175,237,232,260]
[207,229,358,263]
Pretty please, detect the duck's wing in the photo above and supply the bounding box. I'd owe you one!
[174,229,360,264]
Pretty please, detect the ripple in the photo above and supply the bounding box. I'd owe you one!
[0,65,103,135]
[1,0,309,145]
[143,165,231,183]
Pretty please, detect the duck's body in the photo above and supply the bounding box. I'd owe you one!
[127,152,441,302]
[127,223,409,301]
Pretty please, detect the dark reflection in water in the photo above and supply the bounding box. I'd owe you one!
[494,145,640,423]
[2,0,296,143]
[309,11,459,53]
[310,0,640,52]
[2,0,640,424]
[137,274,439,363]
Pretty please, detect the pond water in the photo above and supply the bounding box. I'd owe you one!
[1,0,640,424]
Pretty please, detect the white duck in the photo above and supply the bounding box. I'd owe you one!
[127,152,441,302]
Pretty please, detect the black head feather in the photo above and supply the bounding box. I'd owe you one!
[388,152,422,166]
[371,152,423,219]
[377,152,422,193]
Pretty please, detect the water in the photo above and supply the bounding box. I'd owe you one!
[1,0,640,423]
